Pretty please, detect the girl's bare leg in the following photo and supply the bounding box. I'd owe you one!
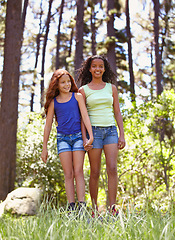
[73,150,85,202]
[103,143,118,208]
[59,151,75,203]
[88,148,102,209]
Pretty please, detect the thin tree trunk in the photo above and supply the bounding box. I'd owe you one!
[160,1,171,67]
[40,0,53,108]
[150,41,154,100]
[68,27,74,58]
[22,0,29,31]
[56,0,65,69]
[0,0,23,200]
[31,33,41,112]
[91,5,96,55]
[153,0,163,96]
[30,1,43,112]
[74,0,84,82]
[126,0,135,102]
[106,0,116,74]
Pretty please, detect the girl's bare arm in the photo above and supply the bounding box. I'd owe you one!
[75,91,93,147]
[41,100,55,163]
[112,85,126,149]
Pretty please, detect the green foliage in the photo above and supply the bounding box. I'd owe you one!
[16,112,67,205]
[116,90,175,205]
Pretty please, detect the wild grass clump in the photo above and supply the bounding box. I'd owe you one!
[0,199,175,240]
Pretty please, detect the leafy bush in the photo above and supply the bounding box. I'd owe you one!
[117,90,175,206]
[16,112,67,205]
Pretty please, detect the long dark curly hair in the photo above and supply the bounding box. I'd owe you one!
[44,69,78,116]
[77,55,117,86]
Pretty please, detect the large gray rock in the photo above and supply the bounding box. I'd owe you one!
[1,187,41,216]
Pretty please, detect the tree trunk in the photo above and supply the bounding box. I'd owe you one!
[90,5,96,55]
[150,41,154,100]
[30,33,41,112]
[153,0,163,96]
[22,0,29,31]
[56,0,65,69]
[68,27,74,58]
[40,0,53,108]
[0,0,23,201]
[30,2,43,112]
[126,0,135,102]
[74,0,84,81]
[159,1,171,78]
[106,0,116,74]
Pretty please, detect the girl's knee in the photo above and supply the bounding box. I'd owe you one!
[64,171,74,180]
[107,165,117,176]
[91,169,100,180]
[74,168,83,179]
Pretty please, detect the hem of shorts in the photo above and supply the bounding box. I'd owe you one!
[72,149,85,152]
[58,148,85,154]
[92,142,118,149]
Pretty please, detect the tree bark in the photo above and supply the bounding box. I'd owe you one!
[74,0,84,81]
[0,0,23,200]
[40,0,53,108]
[30,2,43,112]
[30,33,41,112]
[126,0,135,102]
[90,4,96,55]
[56,0,65,69]
[22,0,29,32]
[68,27,74,58]
[106,0,116,74]
[153,0,163,96]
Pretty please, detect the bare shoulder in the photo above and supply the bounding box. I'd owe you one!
[49,99,54,108]
[111,84,117,90]
[75,92,83,101]
[111,84,118,94]
[47,99,55,118]
[78,86,85,94]
[47,99,54,114]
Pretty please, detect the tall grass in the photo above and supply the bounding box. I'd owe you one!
[0,200,175,240]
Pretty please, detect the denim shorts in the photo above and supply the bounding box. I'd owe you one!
[89,126,118,149]
[57,131,84,155]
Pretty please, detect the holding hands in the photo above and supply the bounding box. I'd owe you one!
[83,137,93,152]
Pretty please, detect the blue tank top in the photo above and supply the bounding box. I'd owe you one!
[54,92,81,134]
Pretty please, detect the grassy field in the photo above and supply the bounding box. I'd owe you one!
[0,201,175,240]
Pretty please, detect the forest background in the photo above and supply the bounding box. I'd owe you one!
[0,0,174,210]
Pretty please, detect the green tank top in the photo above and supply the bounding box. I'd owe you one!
[83,83,116,126]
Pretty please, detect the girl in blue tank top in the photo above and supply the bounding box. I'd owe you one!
[41,69,93,213]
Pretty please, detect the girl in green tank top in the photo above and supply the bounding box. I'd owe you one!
[78,55,126,217]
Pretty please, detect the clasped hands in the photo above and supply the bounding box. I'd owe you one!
[83,138,93,152]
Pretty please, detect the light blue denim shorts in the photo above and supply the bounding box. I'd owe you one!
[88,126,118,149]
[57,131,84,155]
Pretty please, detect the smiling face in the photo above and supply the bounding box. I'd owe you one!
[89,58,105,79]
[58,74,71,93]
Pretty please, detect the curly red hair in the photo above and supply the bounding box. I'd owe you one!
[44,69,78,115]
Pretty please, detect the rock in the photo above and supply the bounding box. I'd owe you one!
[0,201,6,217]
[3,187,41,216]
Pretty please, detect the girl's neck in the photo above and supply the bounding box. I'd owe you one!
[90,78,103,84]
[57,92,72,103]
[88,79,106,90]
